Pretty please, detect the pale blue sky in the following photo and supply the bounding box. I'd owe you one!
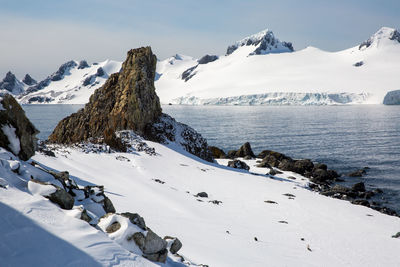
[0,0,399,79]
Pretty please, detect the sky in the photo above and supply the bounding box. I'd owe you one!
[0,0,399,80]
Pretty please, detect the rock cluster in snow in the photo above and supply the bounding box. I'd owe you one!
[49,47,212,161]
[0,94,38,160]
[1,149,185,264]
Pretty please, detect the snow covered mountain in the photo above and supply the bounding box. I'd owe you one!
[155,27,400,105]
[18,60,121,104]
[0,71,34,95]
[13,27,400,105]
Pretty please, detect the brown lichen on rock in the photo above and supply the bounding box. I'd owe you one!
[49,47,161,144]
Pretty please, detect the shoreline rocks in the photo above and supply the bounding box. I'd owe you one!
[215,142,398,217]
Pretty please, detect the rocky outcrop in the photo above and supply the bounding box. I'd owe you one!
[0,72,25,94]
[49,47,211,161]
[0,94,39,160]
[22,74,37,86]
[228,159,250,171]
[209,146,226,159]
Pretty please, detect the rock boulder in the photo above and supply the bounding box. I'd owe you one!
[0,94,39,160]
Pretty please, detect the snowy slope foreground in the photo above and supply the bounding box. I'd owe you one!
[155,27,400,105]
[18,60,122,104]
[30,139,400,267]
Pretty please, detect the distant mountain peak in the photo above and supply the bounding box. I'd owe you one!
[359,27,400,50]
[226,29,294,56]
[23,74,37,86]
[0,71,24,94]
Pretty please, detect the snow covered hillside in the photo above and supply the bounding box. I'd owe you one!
[156,27,400,105]
[18,60,121,104]
[29,140,400,266]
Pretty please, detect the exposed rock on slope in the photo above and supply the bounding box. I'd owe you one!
[0,94,39,160]
[49,47,212,161]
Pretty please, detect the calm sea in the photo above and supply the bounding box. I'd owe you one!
[23,104,400,213]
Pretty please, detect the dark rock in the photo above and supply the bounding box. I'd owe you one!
[196,192,208,198]
[132,232,146,250]
[227,159,250,171]
[96,67,105,77]
[392,232,400,238]
[313,163,327,171]
[351,199,370,207]
[209,200,222,205]
[347,169,366,177]
[164,237,183,254]
[142,229,168,255]
[268,169,282,175]
[352,182,366,192]
[77,60,89,69]
[80,209,92,223]
[0,94,39,160]
[227,150,237,159]
[27,96,52,103]
[353,61,364,67]
[208,146,226,159]
[310,168,336,184]
[256,161,271,168]
[243,155,252,160]
[235,142,255,158]
[278,159,295,171]
[50,61,77,81]
[103,196,116,213]
[106,221,121,233]
[181,65,198,81]
[22,74,37,85]
[143,249,168,263]
[198,55,218,64]
[121,212,146,230]
[48,187,74,210]
[292,159,314,174]
[257,150,290,161]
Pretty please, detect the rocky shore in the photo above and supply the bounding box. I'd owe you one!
[210,142,399,217]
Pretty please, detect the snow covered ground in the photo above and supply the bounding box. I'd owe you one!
[19,140,400,266]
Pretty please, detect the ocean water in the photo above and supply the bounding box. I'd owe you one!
[23,104,400,213]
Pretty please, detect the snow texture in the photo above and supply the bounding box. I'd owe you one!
[1,124,21,155]
[28,139,400,267]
